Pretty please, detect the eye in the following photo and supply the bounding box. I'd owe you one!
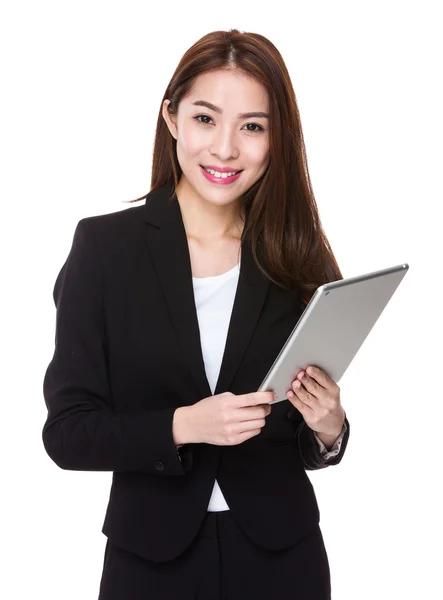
[194,115,213,125]
[193,115,265,133]
[244,123,265,133]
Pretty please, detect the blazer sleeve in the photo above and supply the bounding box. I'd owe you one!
[42,218,194,475]
[296,412,350,470]
[314,421,347,459]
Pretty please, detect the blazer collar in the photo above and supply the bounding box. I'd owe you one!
[143,183,270,402]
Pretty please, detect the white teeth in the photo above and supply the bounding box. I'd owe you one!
[203,167,239,178]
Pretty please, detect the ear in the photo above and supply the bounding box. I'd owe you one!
[162,99,178,140]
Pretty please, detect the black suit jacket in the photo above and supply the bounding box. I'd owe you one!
[42,183,350,563]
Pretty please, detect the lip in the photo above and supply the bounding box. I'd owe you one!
[200,165,242,185]
[201,164,243,174]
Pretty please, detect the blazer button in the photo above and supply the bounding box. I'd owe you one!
[286,409,295,420]
[155,461,165,471]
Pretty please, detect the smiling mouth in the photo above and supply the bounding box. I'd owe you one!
[201,165,243,176]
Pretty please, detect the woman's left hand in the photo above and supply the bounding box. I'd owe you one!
[287,366,345,436]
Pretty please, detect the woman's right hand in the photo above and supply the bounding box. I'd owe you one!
[186,391,274,446]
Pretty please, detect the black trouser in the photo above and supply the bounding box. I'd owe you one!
[98,510,331,600]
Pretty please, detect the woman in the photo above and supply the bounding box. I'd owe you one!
[43,29,350,600]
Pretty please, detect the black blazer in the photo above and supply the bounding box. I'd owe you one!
[42,183,350,563]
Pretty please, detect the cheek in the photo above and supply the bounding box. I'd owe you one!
[177,123,206,157]
[247,140,269,168]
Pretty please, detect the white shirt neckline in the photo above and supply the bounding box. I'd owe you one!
[192,263,240,281]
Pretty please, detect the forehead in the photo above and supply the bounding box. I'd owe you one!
[183,69,269,110]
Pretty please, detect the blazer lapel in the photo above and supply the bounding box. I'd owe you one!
[143,185,211,401]
[143,184,270,403]
[213,236,270,396]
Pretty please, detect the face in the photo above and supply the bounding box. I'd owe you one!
[162,69,270,210]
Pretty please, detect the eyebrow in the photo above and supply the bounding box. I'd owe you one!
[192,100,269,120]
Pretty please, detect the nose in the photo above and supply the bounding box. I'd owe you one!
[209,125,239,161]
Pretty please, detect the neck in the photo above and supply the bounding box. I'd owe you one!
[175,176,245,242]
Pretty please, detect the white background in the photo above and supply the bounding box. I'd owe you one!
[1,1,441,598]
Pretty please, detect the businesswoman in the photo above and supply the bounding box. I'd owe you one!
[42,29,350,600]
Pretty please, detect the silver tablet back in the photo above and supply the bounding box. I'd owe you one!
[258,263,409,404]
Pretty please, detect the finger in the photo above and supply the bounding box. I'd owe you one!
[245,392,275,406]
[288,386,313,409]
[289,392,314,417]
[297,372,341,412]
[305,366,336,391]
[296,371,319,396]
[291,380,316,408]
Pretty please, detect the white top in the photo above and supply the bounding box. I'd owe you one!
[192,263,240,511]
[191,262,346,512]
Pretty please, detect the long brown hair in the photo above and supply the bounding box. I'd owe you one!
[125,29,343,307]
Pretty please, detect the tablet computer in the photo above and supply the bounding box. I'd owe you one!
[258,263,409,404]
